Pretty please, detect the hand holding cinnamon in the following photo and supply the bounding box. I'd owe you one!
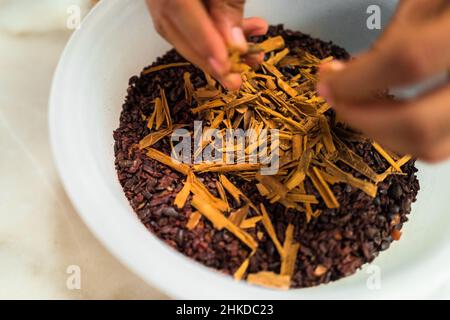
[146,0,268,90]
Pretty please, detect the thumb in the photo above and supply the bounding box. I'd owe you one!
[317,48,393,105]
[207,0,248,52]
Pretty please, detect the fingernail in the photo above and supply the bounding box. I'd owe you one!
[317,82,334,105]
[320,60,346,74]
[319,61,346,75]
[329,60,346,71]
[231,26,248,52]
[222,73,242,90]
[208,56,225,76]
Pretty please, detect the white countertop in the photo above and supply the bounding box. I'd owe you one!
[0,29,166,299]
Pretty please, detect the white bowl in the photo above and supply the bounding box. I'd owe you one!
[49,0,450,299]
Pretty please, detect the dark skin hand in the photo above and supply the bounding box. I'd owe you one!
[147,0,450,162]
[318,0,450,162]
[146,0,268,90]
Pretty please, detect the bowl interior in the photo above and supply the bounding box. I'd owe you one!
[50,0,450,299]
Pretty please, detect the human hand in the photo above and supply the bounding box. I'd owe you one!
[146,0,268,90]
[317,0,450,162]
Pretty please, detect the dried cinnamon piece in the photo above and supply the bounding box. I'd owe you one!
[336,139,379,183]
[323,160,378,198]
[154,97,164,130]
[219,174,244,206]
[376,155,412,182]
[277,78,298,98]
[267,48,290,65]
[215,180,230,209]
[219,175,259,211]
[233,250,256,280]
[254,36,285,53]
[255,102,306,132]
[146,148,190,175]
[280,224,300,278]
[191,175,229,213]
[142,62,190,75]
[229,204,250,226]
[139,127,173,150]
[174,179,191,209]
[204,71,217,89]
[209,111,225,129]
[372,142,401,172]
[260,203,284,256]
[291,134,302,160]
[304,202,314,223]
[285,148,311,190]
[261,61,284,79]
[319,116,336,156]
[308,167,339,209]
[286,193,318,204]
[256,183,270,197]
[256,173,289,203]
[191,195,257,250]
[226,95,258,110]
[186,211,202,230]
[139,124,186,150]
[160,88,172,129]
[194,163,262,173]
[247,271,290,290]
[191,99,225,114]
[240,216,263,229]
[183,72,194,104]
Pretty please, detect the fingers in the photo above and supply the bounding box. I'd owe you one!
[146,0,269,90]
[315,1,450,163]
[396,0,450,22]
[242,17,268,66]
[318,10,450,105]
[333,84,450,161]
[242,17,269,37]
[147,0,241,89]
[207,0,247,52]
[243,52,265,68]
[419,138,450,163]
[155,17,240,89]
[206,3,269,51]
[165,0,229,70]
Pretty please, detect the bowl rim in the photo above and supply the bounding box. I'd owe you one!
[49,0,450,299]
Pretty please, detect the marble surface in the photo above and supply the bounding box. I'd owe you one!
[0,29,166,299]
